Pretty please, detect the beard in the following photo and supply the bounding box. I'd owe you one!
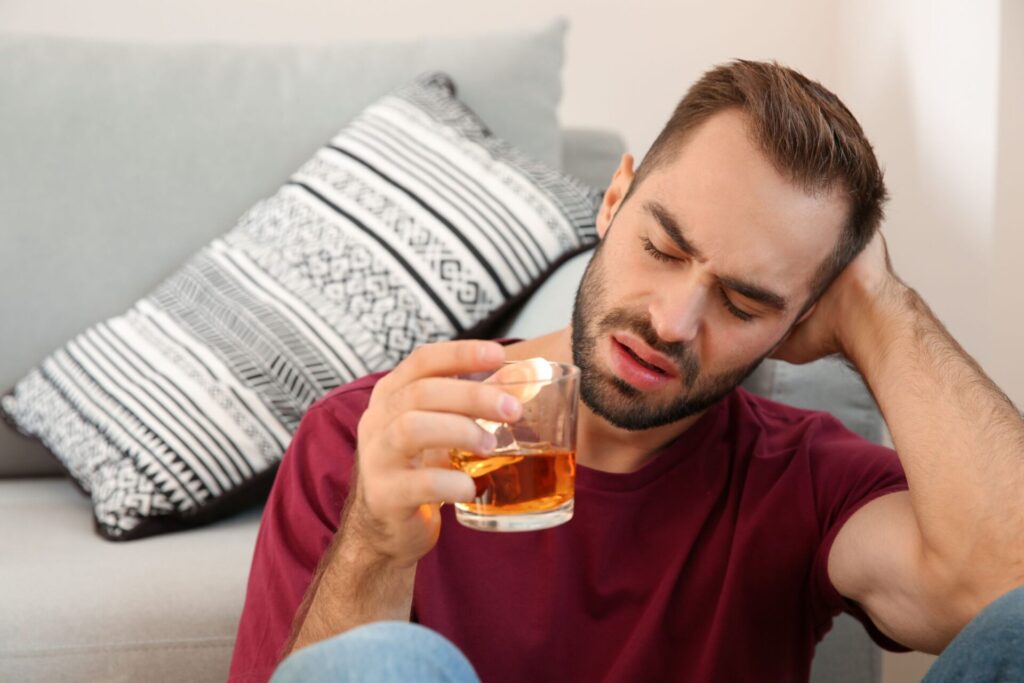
[570,240,767,431]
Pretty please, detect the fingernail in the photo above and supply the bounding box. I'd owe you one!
[499,395,521,420]
[479,343,502,363]
[481,432,497,452]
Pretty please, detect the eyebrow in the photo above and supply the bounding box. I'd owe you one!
[644,201,790,313]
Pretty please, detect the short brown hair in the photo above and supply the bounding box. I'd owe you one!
[634,60,888,303]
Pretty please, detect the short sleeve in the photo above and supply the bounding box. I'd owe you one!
[806,414,910,652]
[227,386,371,683]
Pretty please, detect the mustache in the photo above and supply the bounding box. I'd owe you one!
[597,308,700,384]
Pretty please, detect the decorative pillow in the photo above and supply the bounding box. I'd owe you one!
[1,73,601,541]
[0,24,568,479]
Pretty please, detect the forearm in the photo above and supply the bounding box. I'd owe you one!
[282,502,416,658]
[845,279,1024,597]
[276,340,499,662]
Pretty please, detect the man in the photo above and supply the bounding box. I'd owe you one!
[229,61,1024,682]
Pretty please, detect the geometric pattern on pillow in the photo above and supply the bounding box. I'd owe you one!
[1,73,601,540]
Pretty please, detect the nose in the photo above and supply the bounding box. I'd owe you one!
[649,272,709,344]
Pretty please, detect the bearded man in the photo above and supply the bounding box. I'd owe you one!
[229,60,1024,683]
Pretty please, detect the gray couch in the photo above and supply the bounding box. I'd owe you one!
[0,32,886,683]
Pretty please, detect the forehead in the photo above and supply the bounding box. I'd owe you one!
[636,110,847,298]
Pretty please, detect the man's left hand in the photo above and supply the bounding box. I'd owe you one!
[771,231,899,365]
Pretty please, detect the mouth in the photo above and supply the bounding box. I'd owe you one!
[611,334,678,377]
[622,343,666,374]
[607,335,679,392]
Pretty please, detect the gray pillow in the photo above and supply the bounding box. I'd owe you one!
[0,23,567,477]
[2,73,602,540]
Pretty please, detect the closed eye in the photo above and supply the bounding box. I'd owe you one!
[719,287,755,322]
[640,236,676,263]
[640,236,756,322]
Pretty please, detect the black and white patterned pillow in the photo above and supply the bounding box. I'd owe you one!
[1,73,601,540]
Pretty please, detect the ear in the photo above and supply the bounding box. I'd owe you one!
[768,302,820,362]
[795,302,817,326]
[596,153,636,239]
[771,302,818,356]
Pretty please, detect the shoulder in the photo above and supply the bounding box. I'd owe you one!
[730,387,869,453]
[281,370,391,471]
[303,370,391,431]
[730,387,904,487]
[273,371,392,513]
[322,370,390,406]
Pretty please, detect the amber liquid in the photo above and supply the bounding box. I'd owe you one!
[449,444,575,515]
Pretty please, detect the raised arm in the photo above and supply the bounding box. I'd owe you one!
[775,234,1024,651]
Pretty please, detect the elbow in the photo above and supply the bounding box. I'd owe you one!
[929,579,1024,658]
[923,549,1024,653]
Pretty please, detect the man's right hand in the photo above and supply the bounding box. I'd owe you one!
[347,340,523,568]
[281,340,524,657]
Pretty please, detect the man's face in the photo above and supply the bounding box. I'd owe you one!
[572,110,848,431]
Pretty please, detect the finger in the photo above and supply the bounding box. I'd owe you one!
[383,411,496,464]
[422,448,455,469]
[391,377,522,424]
[389,468,476,509]
[410,447,459,469]
[385,340,506,389]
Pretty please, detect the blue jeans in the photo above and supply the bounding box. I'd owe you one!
[272,586,1024,683]
[271,622,480,683]
[923,585,1024,682]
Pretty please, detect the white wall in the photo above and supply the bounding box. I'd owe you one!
[992,0,1024,408]
[835,0,1002,393]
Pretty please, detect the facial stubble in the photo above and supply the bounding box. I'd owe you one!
[570,239,768,431]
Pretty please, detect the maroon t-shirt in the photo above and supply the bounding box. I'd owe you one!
[229,372,908,683]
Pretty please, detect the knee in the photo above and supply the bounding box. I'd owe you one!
[923,586,1024,682]
[970,585,1024,638]
[344,621,471,660]
[271,622,479,683]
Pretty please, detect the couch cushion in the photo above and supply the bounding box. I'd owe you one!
[0,478,261,683]
[2,73,601,540]
[0,23,566,478]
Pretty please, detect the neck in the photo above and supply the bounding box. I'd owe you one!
[505,327,706,474]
